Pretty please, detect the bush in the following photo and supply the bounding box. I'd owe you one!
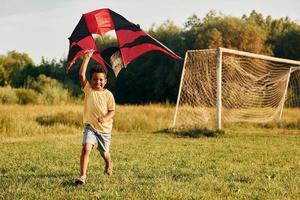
[26,74,71,104]
[0,86,18,104]
[38,84,70,104]
[0,79,72,105]
[15,88,39,104]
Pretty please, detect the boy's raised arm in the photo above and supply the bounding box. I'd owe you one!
[79,50,94,88]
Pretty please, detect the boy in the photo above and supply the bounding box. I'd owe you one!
[75,50,115,185]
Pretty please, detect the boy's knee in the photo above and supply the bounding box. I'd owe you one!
[82,144,93,154]
[101,152,110,159]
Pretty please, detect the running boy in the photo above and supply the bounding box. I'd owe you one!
[75,50,115,185]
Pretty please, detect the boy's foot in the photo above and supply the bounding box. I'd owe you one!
[104,160,113,176]
[75,176,86,185]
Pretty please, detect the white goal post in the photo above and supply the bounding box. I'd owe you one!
[172,47,300,130]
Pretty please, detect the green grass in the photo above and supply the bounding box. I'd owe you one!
[0,105,299,199]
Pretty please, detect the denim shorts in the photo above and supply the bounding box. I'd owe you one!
[82,124,112,153]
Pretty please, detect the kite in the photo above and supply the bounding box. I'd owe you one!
[67,8,182,76]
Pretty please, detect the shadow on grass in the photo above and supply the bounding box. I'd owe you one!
[36,116,55,126]
[36,111,81,127]
[61,179,79,187]
[157,128,225,138]
[3,173,84,189]
[15,173,79,187]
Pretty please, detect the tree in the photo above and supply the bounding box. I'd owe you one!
[243,10,265,27]
[184,11,272,54]
[0,50,34,86]
[0,64,8,86]
[273,29,300,60]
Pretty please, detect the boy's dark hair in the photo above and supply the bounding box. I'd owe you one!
[90,66,107,78]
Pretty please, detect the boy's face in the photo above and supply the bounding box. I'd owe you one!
[91,72,107,91]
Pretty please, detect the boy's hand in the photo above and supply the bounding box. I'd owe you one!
[98,116,108,123]
[97,111,115,124]
[83,50,94,60]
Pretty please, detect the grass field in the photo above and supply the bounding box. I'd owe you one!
[0,105,299,199]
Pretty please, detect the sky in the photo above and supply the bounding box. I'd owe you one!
[0,0,300,64]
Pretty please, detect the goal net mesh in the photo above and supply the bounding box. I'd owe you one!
[172,49,300,130]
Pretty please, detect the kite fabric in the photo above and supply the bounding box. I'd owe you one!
[67,8,182,75]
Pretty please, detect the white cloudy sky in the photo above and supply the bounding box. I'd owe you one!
[0,0,299,64]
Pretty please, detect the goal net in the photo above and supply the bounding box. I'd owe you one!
[172,48,300,130]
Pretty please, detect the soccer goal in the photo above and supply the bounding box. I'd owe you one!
[171,47,300,130]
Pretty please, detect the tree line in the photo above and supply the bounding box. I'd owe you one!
[0,10,300,104]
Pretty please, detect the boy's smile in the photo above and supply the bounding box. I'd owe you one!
[91,73,107,91]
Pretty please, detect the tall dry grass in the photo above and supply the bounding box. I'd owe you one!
[0,105,82,137]
[0,104,299,138]
[0,104,175,138]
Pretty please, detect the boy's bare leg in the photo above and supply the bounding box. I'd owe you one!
[101,152,113,175]
[79,143,93,178]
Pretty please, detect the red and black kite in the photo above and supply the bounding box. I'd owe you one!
[67,8,182,76]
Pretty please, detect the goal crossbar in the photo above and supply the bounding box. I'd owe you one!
[188,48,300,66]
